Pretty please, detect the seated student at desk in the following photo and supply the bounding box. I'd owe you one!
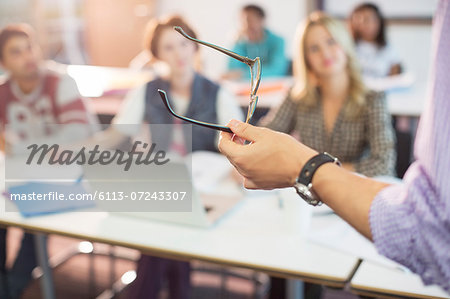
[349,3,403,77]
[262,12,396,178]
[93,15,243,299]
[0,23,96,298]
[223,4,289,79]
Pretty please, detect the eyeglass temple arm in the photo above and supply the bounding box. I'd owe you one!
[174,26,255,67]
[157,89,233,133]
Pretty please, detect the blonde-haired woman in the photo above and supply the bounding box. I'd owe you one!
[262,12,395,177]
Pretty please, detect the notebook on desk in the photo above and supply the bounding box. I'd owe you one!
[82,156,243,228]
[6,181,95,217]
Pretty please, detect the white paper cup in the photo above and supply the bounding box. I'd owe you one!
[278,187,312,237]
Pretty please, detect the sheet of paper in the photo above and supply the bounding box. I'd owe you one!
[307,214,408,271]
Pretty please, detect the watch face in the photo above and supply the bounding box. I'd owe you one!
[294,183,312,199]
[294,182,320,206]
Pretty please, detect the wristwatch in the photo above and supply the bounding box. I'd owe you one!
[294,152,341,206]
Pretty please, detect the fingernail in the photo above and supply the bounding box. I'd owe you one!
[229,119,242,129]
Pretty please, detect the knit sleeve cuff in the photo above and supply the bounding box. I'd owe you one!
[369,183,418,267]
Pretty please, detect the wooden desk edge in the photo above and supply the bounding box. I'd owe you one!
[0,220,354,288]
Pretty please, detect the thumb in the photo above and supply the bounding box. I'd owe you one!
[228,119,262,142]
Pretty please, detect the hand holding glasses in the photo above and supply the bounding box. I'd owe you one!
[158,26,261,133]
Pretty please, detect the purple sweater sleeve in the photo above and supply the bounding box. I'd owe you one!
[369,0,450,292]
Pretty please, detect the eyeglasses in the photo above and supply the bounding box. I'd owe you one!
[157,26,261,134]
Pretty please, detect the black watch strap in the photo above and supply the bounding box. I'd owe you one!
[297,152,340,185]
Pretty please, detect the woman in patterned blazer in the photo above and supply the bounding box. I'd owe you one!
[262,12,395,177]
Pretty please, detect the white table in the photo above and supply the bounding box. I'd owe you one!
[385,85,426,117]
[0,192,360,298]
[66,64,153,98]
[226,76,426,117]
[351,261,450,299]
[4,189,449,299]
[66,65,425,119]
[307,208,450,299]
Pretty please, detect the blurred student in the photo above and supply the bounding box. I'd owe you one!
[349,2,402,77]
[95,15,242,299]
[224,4,288,79]
[0,23,96,298]
[262,12,396,178]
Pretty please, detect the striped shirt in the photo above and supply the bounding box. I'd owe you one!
[370,0,450,291]
[261,91,396,177]
[0,67,96,154]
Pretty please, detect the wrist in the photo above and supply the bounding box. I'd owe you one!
[312,162,353,208]
[294,152,340,206]
[291,146,317,186]
[312,162,342,190]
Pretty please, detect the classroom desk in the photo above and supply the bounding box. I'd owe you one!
[308,208,450,299]
[222,77,293,109]
[350,261,450,299]
[227,77,426,118]
[0,193,360,298]
[66,64,153,98]
[65,65,426,119]
[3,178,449,299]
[385,83,426,117]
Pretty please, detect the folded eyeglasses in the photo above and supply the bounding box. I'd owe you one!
[158,26,261,133]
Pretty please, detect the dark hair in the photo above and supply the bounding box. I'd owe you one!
[242,4,265,19]
[351,2,386,47]
[0,23,35,61]
[144,15,198,59]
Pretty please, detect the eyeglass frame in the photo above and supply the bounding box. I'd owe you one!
[157,26,261,134]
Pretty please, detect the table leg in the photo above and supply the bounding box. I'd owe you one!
[393,116,419,178]
[286,279,304,299]
[34,233,55,299]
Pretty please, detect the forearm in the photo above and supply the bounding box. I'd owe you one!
[312,163,389,239]
[341,162,355,172]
